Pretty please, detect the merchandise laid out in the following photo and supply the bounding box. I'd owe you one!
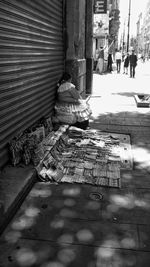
[9,117,53,166]
[36,126,132,188]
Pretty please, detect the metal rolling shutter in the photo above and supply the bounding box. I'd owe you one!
[0,0,64,168]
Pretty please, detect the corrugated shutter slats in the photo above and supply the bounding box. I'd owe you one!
[0,0,64,168]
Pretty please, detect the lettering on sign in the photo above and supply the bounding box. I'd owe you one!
[94,0,107,14]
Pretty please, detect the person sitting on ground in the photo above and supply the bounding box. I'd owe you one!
[53,72,92,130]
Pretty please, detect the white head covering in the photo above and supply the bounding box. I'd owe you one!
[58,82,75,93]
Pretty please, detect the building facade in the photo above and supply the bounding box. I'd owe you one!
[136,0,150,58]
[142,0,150,58]
[108,0,120,52]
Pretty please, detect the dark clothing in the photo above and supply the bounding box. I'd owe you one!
[107,54,113,72]
[98,49,104,59]
[124,56,129,68]
[130,65,136,78]
[73,120,89,130]
[94,60,98,70]
[116,59,121,73]
[129,54,137,67]
[122,54,125,62]
[129,54,137,77]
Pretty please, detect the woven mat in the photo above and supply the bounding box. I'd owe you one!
[36,126,132,188]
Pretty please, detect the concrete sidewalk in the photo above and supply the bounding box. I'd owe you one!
[90,60,150,171]
[0,164,37,235]
[0,61,150,266]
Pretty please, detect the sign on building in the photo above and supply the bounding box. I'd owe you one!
[94,0,107,14]
[93,14,109,36]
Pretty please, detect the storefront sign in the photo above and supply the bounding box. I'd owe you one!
[93,14,109,36]
[94,0,107,14]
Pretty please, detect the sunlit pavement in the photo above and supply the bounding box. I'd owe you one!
[90,60,150,170]
[92,60,150,96]
[1,62,150,266]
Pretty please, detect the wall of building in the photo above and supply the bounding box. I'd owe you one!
[142,0,150,57]
[65,0,93,95]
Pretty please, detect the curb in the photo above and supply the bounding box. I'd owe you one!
[0,167,37,236]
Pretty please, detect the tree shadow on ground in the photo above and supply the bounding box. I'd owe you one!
[1,182,149,267]
[90,110,150,128]
[112,92,150,99]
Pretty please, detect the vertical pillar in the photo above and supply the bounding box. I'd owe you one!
[85,0,94,95]
[65,0,86,95]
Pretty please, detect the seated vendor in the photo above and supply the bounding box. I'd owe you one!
[53,72,92,130]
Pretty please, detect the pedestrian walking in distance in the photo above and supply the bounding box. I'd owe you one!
[123,53,129,74]
[129,49,137,78]
[115,49,122,73]
[107,53,113,73]
[96,47,104,74]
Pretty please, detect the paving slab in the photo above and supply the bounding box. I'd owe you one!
[0,182,139,252]
[100,187,150,224]
[136,251,150,267]
[0,238,140,267]
[14,184,103,221]
[138,224,150,251]
[121,169,150,189]
[0,164,37,235]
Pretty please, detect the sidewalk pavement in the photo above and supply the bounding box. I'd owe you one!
[90,60,150,170]
[0,165,37,234]
[0,61,150,266]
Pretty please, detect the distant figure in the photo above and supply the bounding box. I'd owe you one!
[96,47,104,74]
[115,49,122,73]
[94,48,99,70]
[107,53,113,73]
[123,53,129,74]
[122,52,125,62]
[141,55,145,63]
[129,49,137,78]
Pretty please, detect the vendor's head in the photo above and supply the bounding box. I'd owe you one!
[131,49,135,54]
[61,72,72,82]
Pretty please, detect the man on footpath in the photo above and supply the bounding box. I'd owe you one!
[129,49,137,78]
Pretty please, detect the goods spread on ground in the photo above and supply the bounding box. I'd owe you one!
[9,119,132,188]
[35,126,132,188]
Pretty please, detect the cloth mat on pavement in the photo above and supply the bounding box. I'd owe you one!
[36,126,132,188]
